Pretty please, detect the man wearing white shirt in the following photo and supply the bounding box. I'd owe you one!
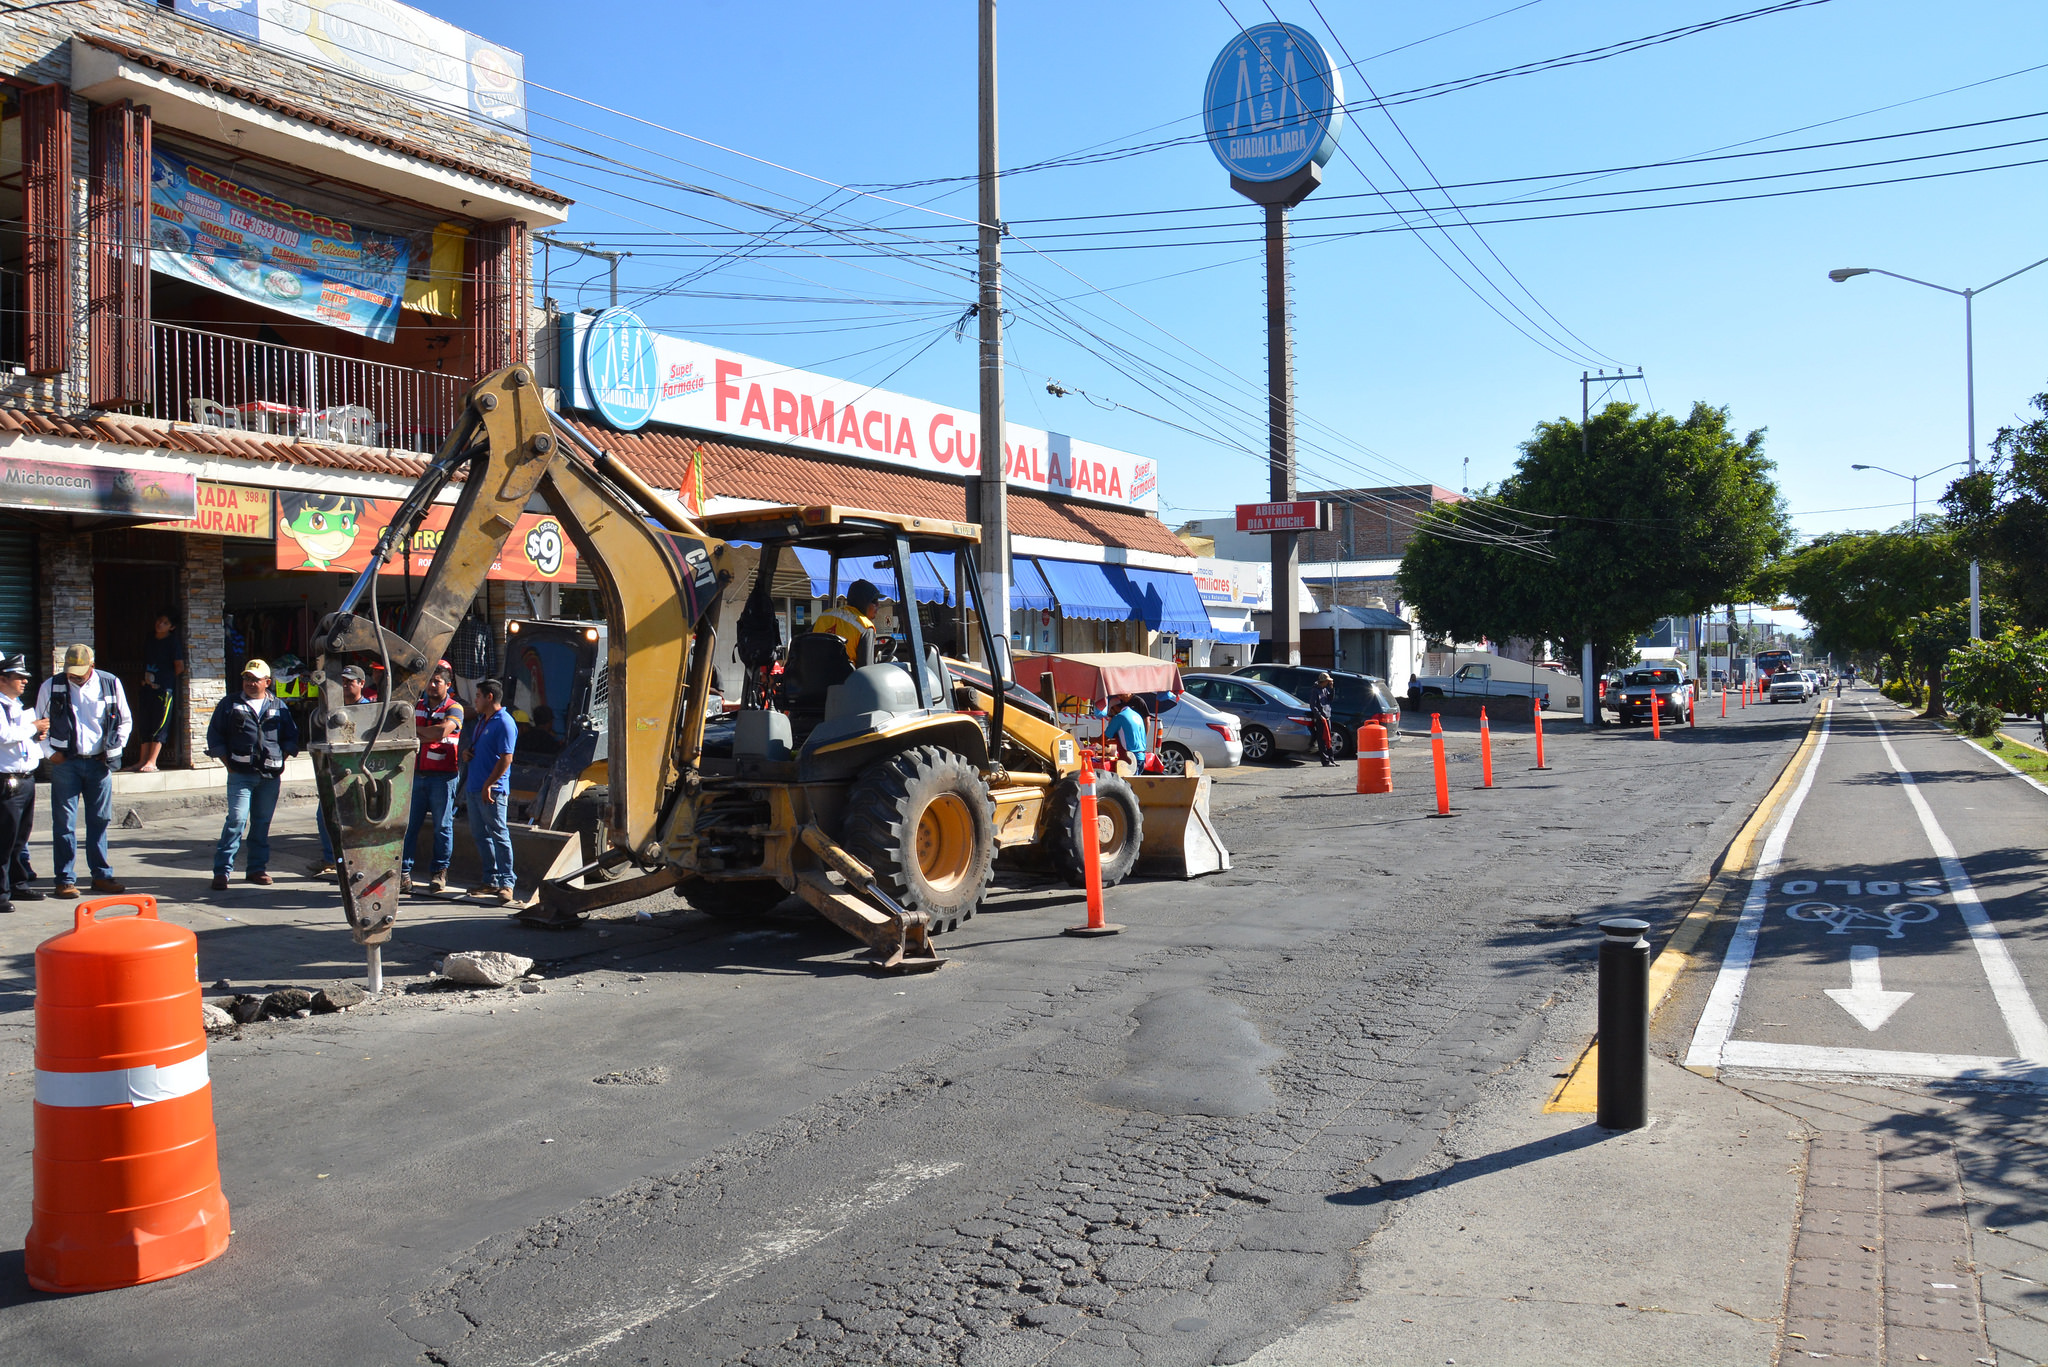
[35,643,130,898]
[0,655,48,913]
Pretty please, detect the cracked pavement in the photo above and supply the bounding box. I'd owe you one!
[0,711,1805,1366]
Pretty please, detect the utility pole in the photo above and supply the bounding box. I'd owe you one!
[970,0,1010,645]
[535,235,627,307]
[1575,368,1646,722]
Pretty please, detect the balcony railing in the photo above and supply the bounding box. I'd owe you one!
[150,321,468,453]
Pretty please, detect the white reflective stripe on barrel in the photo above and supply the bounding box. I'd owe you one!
[1359,750,1390,760]
[36,1053,209,1108]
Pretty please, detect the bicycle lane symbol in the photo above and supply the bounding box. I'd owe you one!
[1774,876,1948,939]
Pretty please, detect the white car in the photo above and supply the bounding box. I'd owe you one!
[1144,689,1242,772]
[1768,673,1809,703]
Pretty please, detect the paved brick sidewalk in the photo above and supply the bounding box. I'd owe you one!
[1738,1078,2043,1367]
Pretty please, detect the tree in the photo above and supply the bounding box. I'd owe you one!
[1901,596,2014,719]
[1946,384,2048,627]
[1398,401,1789,691]
[1945,626,2048,743]
[1763,523,1967,675]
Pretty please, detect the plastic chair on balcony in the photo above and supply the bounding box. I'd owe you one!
[187,397,246,429]
[312,404,383,447]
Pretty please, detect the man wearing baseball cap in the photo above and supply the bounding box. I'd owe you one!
[35,643,130,898]
[0,655,48,912]
[205,658,300,891]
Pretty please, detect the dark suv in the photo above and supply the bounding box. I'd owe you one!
[1225,664,1403,757]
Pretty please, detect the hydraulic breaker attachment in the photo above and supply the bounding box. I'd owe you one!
[795,825,943,973]
[311,696,419,945]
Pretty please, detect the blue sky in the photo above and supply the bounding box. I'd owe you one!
[439,0,2048,606]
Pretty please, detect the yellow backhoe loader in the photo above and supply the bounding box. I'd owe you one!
[308,365,1228,982]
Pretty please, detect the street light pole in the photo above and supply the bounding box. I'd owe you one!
[1848,461,1964,533]
[1830,254,2048,637]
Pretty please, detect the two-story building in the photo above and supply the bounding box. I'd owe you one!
[0,0,569,770]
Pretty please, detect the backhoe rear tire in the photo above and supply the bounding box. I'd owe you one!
[680,878,791,920]
[1047,772,1143,890]
[840,745,994,935]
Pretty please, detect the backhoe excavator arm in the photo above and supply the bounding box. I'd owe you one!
[309,364,734,949]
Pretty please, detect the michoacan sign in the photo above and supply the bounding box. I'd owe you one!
[0,457,198,519]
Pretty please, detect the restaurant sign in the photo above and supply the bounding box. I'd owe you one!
[0,458,197,519]
[274,491,575,583]
[140,480,273,536]
[150,146,411,343]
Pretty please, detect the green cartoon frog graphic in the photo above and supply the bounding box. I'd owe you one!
[278,492,365,569]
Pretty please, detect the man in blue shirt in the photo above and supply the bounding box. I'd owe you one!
[1103,694,1150,763]
[463,677,520,903]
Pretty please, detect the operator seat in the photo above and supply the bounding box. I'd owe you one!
[783,632,855,740]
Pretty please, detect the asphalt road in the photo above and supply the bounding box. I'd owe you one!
[0,704,1811,1367]
[1686,692,2048,1086]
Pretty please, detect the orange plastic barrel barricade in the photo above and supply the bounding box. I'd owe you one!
[26,895,229,1293]
[1355,722,1392,794]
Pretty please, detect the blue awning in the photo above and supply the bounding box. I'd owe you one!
[1011,558,1056,612]
[1032,557,1126,620]
[787,548,951,604]
[1120,567,1213,638]
[1213,629,1261,644]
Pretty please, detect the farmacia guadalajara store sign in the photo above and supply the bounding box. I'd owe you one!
[559,309,1159,513]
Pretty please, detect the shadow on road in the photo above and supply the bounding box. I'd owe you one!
[1325,1123,1621,1206]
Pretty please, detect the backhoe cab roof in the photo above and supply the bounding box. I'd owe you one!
[701,505,982,555]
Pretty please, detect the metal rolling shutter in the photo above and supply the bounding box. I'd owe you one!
[0,532,39,663]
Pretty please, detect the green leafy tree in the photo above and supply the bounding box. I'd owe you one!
[1944,625,2048,743]
[1946,385,2048,626]
[1763,523,1967,673]
[1901,597,2014,719]
[1398,401,1789,693]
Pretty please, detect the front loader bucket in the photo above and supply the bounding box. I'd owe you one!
[437,816,584,908]
[1126,773,1231,878]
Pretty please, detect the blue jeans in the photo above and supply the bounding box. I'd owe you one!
[403,769,456,874]
[469,789,514,889]
[215,771,281,876]
[49,755,113,884]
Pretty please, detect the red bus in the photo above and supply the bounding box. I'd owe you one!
[1754,649,1799,685]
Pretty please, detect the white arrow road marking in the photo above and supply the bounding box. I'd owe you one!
[1825,944,1913,1030]
[1874,721,2048,1061]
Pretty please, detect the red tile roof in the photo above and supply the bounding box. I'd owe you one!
[565,421,1192,560]
[0,404,1191,560]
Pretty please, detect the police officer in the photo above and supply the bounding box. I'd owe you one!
[0,655,48,912]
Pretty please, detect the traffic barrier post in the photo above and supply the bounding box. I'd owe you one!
[1479,707,1494,788]
[1532,699,1548,770]
[1650,690,1663,740]
[1688,691,1697,727]
[27,896,231,1292]
[1064,754,1123,937]
[1596,917,1651,1130]
[1720,684,1727,719]
[1355,722,1392,794]
[1429,714,1456,818]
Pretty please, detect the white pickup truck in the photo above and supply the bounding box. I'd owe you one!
[1408,656,1580,710]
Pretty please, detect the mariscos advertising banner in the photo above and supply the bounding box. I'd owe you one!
[0,458,197,519]
[150,146,411,342]
[274,492,576,583]
[171,0,527,132]
[559,311,1160,514]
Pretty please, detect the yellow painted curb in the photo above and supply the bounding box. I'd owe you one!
[1544,699,1833,1113]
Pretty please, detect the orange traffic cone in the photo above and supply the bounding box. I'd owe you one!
[1479,707,1494,788]
[1064,753,1123,937]
[27,896,230,1293]
[1429,714,1456,818]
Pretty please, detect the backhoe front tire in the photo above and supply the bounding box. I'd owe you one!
[840,745,995,935]
[1047,772,1143,890]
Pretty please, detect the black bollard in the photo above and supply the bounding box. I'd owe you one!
[1596,917,1651,1130]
